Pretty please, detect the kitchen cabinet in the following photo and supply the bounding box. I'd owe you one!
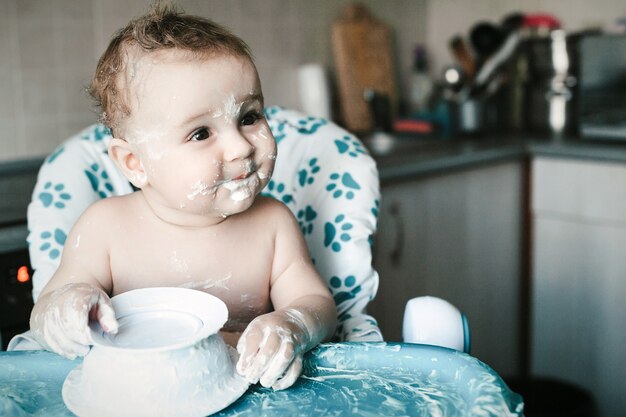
[531,157,626,417]
[369,161,523,377]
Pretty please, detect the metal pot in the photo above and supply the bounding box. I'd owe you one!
[504,29,578,136]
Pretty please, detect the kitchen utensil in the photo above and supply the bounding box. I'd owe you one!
[501,13,525,36]
[364,89,393,132]
[449,35,475,81]
[332,4,397,132]
[503,20,578,136]
[470,22,504,61]
[473,31,521,91]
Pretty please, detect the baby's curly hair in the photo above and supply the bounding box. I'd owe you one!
[88,1,252,135]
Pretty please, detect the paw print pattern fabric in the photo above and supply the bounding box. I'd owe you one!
[27,126,134,301]
[263,107,382,342]
[27,107,382,342]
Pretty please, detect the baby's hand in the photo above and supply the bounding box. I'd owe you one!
[236,309,311,390]
[30,283,119,359]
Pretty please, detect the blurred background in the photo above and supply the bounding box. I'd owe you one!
[1,0,625,159]
[1,1,626,416]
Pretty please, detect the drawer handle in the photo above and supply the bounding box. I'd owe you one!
[389,202,404,266]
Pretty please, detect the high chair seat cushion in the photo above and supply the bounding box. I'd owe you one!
[26,106,382,342]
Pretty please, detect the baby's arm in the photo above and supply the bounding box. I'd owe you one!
[29,200,118,359]
[236,200,337,390]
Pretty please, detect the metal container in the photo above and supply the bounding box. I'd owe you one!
[504,29,579,136]
[577,34,626,141]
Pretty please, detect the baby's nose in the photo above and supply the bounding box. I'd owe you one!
[223,130,255,161]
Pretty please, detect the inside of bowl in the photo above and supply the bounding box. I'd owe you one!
[91,310,204,349]
[89,287,228,351]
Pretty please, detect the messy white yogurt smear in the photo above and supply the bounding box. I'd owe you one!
[187,173,260,203]
[221,174,260,202]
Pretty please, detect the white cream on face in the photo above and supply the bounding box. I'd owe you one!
[131,161,148,186]
[212,94,244,125]
[186,158,260,203]
[221,175,260,202]
[256,124,271,140]
[187,180,216,201]
[120,53,276,225]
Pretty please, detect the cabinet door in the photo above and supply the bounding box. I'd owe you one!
[532,157,626,417]
[370,161,522,376]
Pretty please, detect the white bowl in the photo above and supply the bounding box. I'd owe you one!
[62,287,249,417]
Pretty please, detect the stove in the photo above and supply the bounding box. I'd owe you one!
[0,157,40,349]
[0,239,33,350]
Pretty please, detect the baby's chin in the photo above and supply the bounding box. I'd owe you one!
[201,190,261,219]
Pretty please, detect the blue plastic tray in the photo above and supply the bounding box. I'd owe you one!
[0,342,524,416]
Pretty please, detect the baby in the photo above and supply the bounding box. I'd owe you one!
[29,4,336,391]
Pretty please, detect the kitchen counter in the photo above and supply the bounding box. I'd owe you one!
[2,133,626,251]
[364,133,626,183]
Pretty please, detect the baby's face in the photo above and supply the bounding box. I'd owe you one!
[121,51,276,221]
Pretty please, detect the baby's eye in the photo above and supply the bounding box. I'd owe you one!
[240,111,261,127]
[190,127,211,141]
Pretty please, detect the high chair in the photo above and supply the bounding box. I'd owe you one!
[24,106,382,342]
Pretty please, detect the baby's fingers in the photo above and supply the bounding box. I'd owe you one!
[236,324,264,375]
[259,339,295,388]
[239,328,280,384]
[95,296,119,334]
[42,320,90,359]
[272,355,303,391]
[50,336,90,360]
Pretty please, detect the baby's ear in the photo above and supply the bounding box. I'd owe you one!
[108,138,148,188]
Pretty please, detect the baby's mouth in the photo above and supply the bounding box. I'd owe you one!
[231,172,250,181]
[230,160,257,182]
[185,161,260,201]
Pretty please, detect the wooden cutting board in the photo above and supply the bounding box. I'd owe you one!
[332,4,397,133]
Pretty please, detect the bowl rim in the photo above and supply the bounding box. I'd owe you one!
[89,287,228,353]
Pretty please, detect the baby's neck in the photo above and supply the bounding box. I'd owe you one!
[137,191,229,229]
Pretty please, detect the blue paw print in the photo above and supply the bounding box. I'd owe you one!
[85,163,114,198]
[326,172,361,199]
[263,180,294,204]
[335,323,344,338]
[337,313,353,328]
[81,124,112,142]
[298,158,321,187]
[324,214,353,252]
[264,106,282,118]
[330,275,362,306]
[270,121,287,144]
[38,182,71,209]
[371,199,380,218]
[46,146,65,164]
[296,116,327,135]
[334,135,367,158]
[297,205,317,235]
[39,228,67,260]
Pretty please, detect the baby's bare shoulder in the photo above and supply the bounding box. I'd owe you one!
[248,196,296,222]
[238,197,301,241]
[76,193,139,230]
